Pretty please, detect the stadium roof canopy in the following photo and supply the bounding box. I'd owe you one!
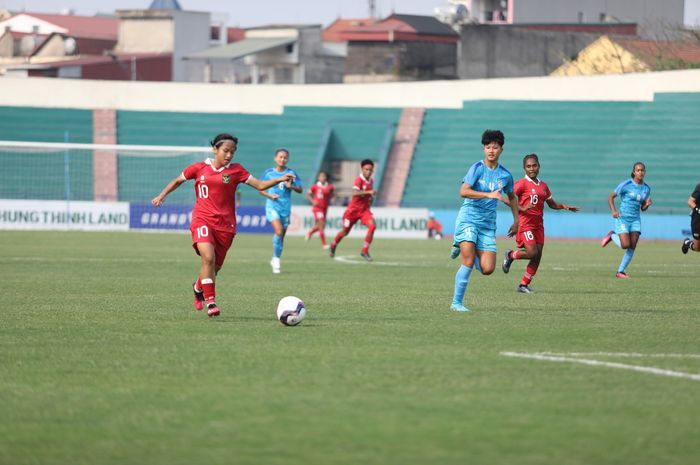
[185,37,296,60]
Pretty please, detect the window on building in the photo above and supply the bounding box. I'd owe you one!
[274,66,293,83]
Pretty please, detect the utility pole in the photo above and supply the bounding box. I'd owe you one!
[369,0,376,18]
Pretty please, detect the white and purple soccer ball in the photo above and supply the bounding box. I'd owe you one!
[276,296,306,326]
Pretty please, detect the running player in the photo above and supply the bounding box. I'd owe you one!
[681,181,700,254]
[329,159,376,261]
[600,162,652,278]
[151,133,294,317]
[450,130,519,312]
[259,148,302,274]
[305,171,335,249]
[501,154,579,293]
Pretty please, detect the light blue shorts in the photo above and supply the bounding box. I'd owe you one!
[266,205,290,229]
[614,217,641,235]
[453,222,496,252]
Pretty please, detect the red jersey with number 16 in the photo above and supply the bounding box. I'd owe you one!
[346,174,373,214]
[514,177,552,229]
[182,158,251,233]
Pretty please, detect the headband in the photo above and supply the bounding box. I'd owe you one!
[214,139,236,147]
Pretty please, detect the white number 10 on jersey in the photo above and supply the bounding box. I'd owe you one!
[197,184,209,199]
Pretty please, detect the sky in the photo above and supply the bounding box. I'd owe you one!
[0,0,449,27]
[1,0,700,28]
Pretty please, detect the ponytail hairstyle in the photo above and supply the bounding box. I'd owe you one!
[210,133,238,148]
[523,153,539,167]
[631,161,646,178]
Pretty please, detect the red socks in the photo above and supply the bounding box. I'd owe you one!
[521,265,538,286]
[201,278,215,304]
[362,224,376,254]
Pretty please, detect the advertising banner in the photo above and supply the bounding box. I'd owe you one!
[0,200,129,231]
[285,206,430,239]
[130,204,272,234]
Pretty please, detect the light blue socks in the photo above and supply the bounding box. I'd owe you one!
[452,265,473,306]
[611,233,621,247]
[618,248,635,273]
[273,234,284,258]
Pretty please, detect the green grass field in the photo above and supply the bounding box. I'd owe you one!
[1,231,699,465]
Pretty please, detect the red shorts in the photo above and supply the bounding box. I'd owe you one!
[312,207,328,221]
[190,219,235,267]
[343,209,374,229]
[516,225,545,247]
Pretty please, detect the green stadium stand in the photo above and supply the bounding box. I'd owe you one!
[403,93,700,214]
[2,94,697,212]
[0,106,93,143]
[117,107,400,205]
[0,106,93,200]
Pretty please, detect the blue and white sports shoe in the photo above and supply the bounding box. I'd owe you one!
[502,250,514,274]
[517,284,534,294]
[450,303,470,312]
[450,246,460,259]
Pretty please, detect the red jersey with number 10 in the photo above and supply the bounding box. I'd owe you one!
[514,177,552,229]
[182,158,251,233]
[346,174,373,214]
[308,182,335,211]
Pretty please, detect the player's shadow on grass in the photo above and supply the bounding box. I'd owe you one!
[232,315,321,327]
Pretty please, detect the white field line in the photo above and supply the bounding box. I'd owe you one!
[539,352,700,359]
[501,352,700,382]
[334,256,404,266]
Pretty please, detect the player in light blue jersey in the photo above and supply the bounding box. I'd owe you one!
[259,148,302,274]
[450,130,519,312]
[601,162,652,278]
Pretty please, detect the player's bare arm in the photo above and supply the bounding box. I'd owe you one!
[608,191,619,218]
[248,173,294,193]
[507,191,519,237]
[258,190,279,200]
[546,198,580,212]
[306,190,316,205]
[641,197,652,211]
[286,178,303,193]
[460,183,504,201]
[152,174,186,206]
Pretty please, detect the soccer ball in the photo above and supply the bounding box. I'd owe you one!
[276,296,306,326]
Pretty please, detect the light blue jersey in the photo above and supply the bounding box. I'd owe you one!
[456,161,514,229]
[614,178,651,221]
[261,167,302,218]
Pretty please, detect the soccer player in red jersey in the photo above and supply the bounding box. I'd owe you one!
[502,154,579,293]
[305,171,335,249]
[329,159,376,261]
[427,212,443,240]
[151,133,294,317]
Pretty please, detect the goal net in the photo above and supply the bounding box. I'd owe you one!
[0,140,211,203]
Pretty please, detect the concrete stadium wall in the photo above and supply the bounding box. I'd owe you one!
[458,25,599,79]
[2,69,700,114]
